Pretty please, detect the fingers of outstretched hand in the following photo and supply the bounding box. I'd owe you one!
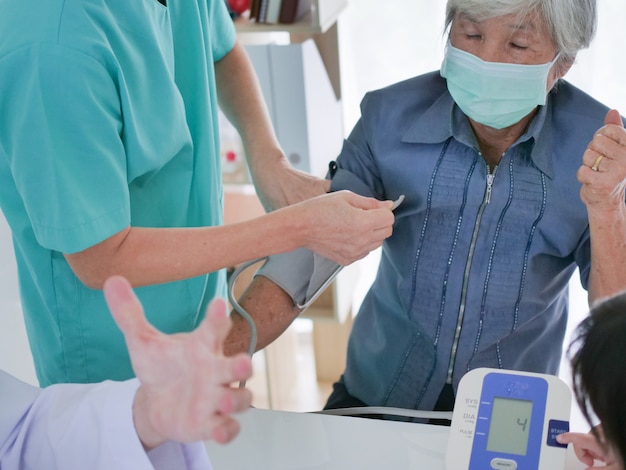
[217,384,253,415]
[211,417,242,444]
[146,387,251,446]
[211,353,253,386]
[192,382,252,440]
[103,276,154,342]
[194,310,252,382]
[208,387,252,444]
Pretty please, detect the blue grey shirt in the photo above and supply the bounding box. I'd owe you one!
[335,71,609,411]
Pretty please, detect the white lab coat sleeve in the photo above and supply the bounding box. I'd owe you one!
[0,371,212,470]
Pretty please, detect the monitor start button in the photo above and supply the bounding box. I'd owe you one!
[490,458,518,469]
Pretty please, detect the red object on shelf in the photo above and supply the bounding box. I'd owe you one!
[228,0,251,15]
[225,150,237,162]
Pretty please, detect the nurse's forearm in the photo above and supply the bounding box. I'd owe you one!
[215,41,284,173]
[224,276,302,356]
[64,191,395,289]
[64,210,305,290]
[217,41,330,212]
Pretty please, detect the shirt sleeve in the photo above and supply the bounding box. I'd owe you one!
[0,44,130,254]
[573,227,591,290]
[0,372,212,470]
[208,0,237,61]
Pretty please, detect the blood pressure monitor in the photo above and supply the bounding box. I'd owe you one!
[446,368,571,470]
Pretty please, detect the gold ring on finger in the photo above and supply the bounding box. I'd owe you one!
[591,154,605,172]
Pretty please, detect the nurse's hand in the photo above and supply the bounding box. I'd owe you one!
[557,428,619,469]
[103,276,253,449]
[290,190,395,266]
[250,154,330,211]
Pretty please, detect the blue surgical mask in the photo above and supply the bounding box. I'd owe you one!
[440,42,559,129]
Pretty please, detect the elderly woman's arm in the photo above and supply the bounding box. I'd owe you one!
[578,109,626,304]
[224,276,303,357]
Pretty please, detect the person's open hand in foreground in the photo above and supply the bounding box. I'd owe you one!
[103,275,253,449]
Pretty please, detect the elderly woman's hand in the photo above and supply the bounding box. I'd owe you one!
[578,109,626,214]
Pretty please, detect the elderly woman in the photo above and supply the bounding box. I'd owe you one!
[225,0,626,414]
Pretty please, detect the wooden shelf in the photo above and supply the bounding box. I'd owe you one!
[234,0,347,35]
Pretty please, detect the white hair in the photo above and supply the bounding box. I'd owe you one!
[445,0,597,64]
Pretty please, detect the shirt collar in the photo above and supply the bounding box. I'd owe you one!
[402,87,555,178]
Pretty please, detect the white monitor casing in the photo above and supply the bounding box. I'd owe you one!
[446,368,571,470]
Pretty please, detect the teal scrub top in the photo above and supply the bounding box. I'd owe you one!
[0,0,236,386]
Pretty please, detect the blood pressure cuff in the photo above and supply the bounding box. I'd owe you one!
[255,167,378,308]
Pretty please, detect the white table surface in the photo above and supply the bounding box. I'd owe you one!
[206,408,586,469]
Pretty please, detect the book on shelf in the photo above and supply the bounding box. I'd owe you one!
[264,0,282,24]
[249,0,262,21]
[279,0,312,24]
[257,0,269,22]
[249,0,313,24]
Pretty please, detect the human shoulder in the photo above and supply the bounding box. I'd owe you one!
[363,71,447,108]
[0,0,65,57]
[550,80,615,131]
[2,0,168,63]
[1,0,110,69]
[358,71,448,132]
[354,72,451,139]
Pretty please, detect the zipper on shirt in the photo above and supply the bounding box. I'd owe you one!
[445,159,499,384]
[485,171,496,204]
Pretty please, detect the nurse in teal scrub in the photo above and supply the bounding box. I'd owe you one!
[0,0,395,386]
